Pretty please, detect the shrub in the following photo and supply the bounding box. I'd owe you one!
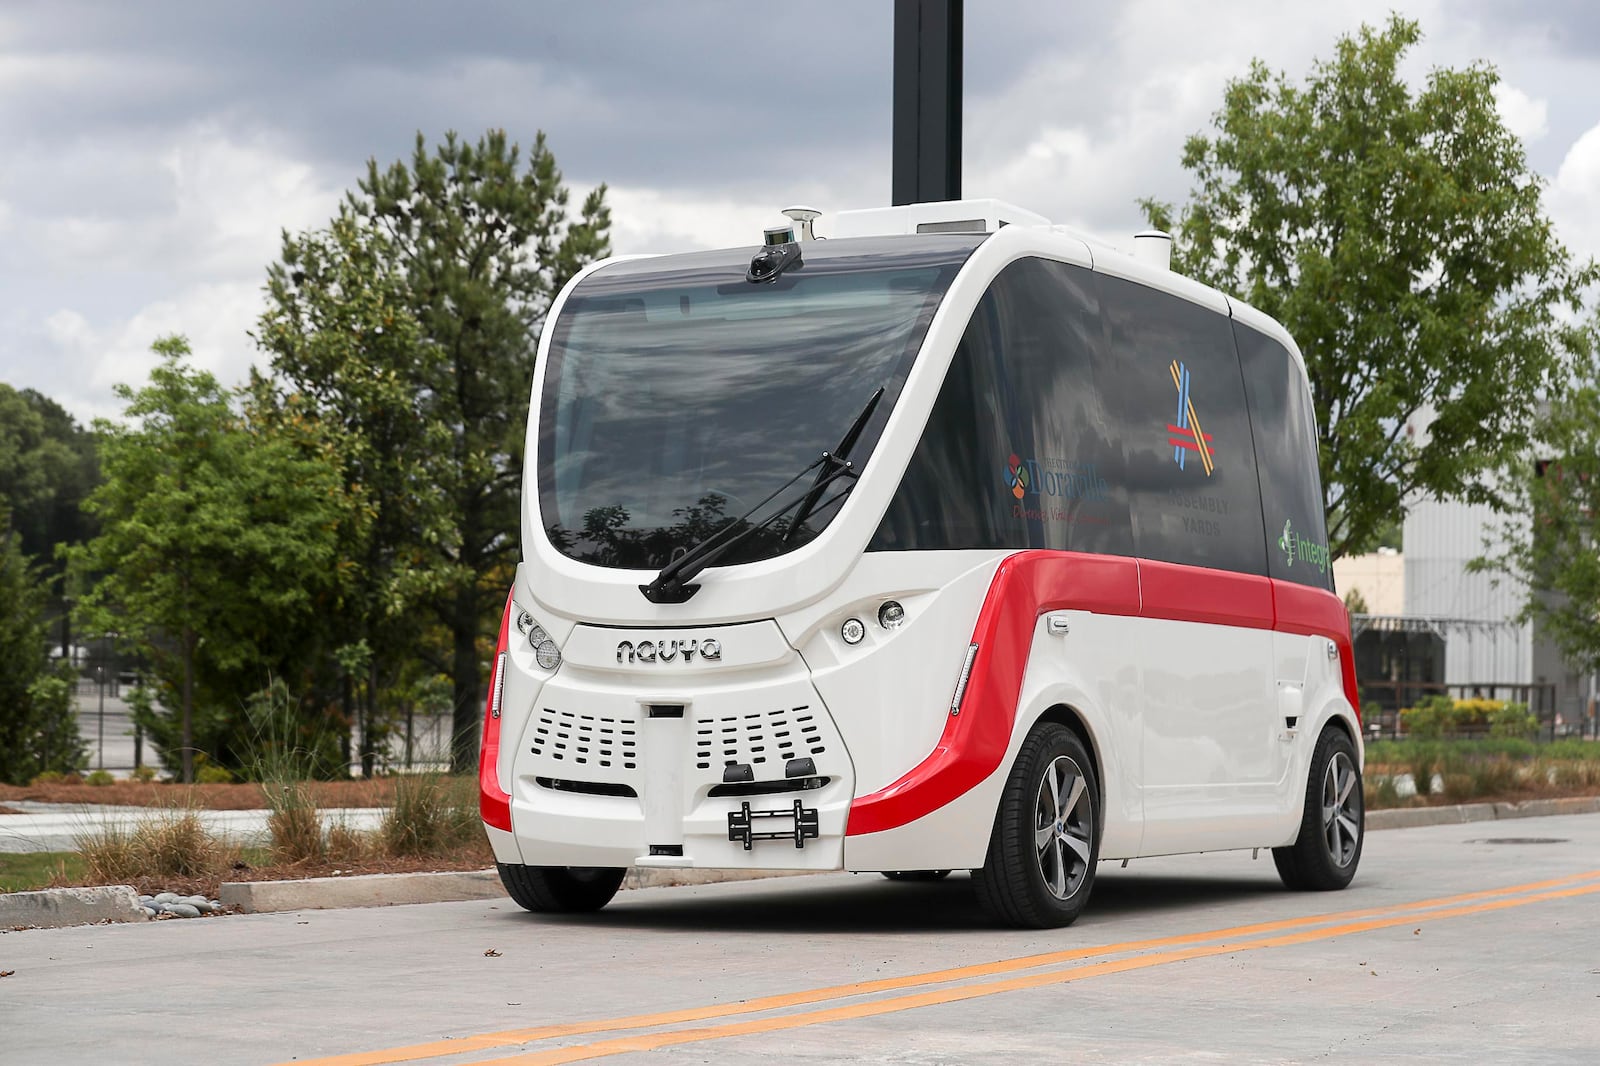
[131,765,158,783]
[378,774,480,858]
[264,781,326,865]
[1400,695,1456,739]
[196,765,235,784]
[30,769,83,786]
[85,769,115,786]
[76,807,239,886]
[1400,697,1540,740]
[1489,702,1539,740]
[324,818,371,865]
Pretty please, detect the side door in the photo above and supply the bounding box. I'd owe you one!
[1092,272,1282,855]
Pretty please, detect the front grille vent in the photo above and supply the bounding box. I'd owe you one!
[530,708,637,769]
[695,705,826,771]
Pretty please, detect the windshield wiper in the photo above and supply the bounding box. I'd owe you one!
[640,389,884,604]
[783,387,882,544]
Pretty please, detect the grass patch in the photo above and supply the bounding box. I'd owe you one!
[74,808,241,892]
[0,851,86,893]
[378,774,481,859]
[1364,737,1600,809]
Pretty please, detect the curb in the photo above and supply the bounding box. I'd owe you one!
[0,885,147,930]
[1366,795,1600,830]
[219,865,818,914]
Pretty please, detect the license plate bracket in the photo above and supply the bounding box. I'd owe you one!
[727,799,820,850]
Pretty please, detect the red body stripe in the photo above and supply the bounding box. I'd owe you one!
[479,590,514,833]
[844,551,1356,837]
[1138,559,1272,628]
[1273,579,1361,716]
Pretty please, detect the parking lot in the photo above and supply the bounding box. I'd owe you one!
[5,812,1599,1065]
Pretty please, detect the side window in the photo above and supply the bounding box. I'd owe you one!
[870,258,1133,553]
[1235,323,1333,590]
[1095,274,1267,575]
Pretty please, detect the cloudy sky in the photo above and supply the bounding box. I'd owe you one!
[1,0,1597,425]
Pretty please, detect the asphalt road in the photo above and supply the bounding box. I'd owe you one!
[5,812,1600,1066]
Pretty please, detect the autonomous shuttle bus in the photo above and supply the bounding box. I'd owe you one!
[479,199,1363,928]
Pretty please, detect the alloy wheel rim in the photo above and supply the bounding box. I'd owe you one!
[1034,755,1093,900]
[1321,751,1361,868]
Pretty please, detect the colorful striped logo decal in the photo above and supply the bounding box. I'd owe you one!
[1167,359,1216,476]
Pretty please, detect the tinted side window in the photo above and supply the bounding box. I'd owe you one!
[870,258,1133,553]
[1095,275,1267,575]
[1235,323,1332,590]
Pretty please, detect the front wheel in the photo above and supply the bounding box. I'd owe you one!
[974,722,1100,928]
[1273,726,1363,891]
[497,863,626,913]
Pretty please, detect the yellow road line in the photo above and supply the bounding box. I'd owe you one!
[281,870,1600,1066]
[474,880,1600,1066]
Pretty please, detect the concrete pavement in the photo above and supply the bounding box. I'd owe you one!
[4,811,1599,1065]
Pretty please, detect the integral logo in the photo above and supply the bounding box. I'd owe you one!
[1006,453,1029,499]
[1166,360,1216,476]
[1278,518,1330,574]
[616,638,722,665]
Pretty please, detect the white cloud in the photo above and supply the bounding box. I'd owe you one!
[1547,120,1600,264]
[1493,83,1549,144]
[35,280,269,424]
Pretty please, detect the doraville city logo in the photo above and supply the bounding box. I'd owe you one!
[1003,453,1109,504]
[1006,454,1030,499]
[616,638,722,665]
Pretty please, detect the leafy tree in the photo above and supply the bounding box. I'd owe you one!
[0,383,99,652]
[71,337,347,781]
[0,511,86,783]
[1141,16,1593,559]
[271,129,611,772]
[253,214,449,776]
[1471,352,1600,680]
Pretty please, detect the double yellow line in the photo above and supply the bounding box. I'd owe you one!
[287,870,1600,1066]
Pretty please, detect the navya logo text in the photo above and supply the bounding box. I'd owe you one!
[1004,453,1108,503]
[1278,519,1330,574]
[1166,360,1216,476]
[616,638,722,665]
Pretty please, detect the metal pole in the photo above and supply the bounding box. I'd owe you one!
[96,665,105,771]
[891,0,962,205]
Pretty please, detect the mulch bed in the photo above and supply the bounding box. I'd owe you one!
[0,778,402,810]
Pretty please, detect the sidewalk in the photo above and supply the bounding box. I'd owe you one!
[0,801,388,853]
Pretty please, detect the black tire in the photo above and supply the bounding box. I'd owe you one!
[497,863,626,913]
[1273,726,1364,891]
[974,723,1100,928]
[882,870,953,882]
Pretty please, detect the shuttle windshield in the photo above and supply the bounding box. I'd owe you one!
[537,236,980,570]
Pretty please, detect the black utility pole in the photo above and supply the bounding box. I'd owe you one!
[892,0,962,205]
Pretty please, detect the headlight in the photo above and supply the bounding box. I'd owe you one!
[511,602,563,671]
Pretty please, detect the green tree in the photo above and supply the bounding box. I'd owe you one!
[1471,352,1600,679]
[0,383,100,652]
[1141,16,1592,559]
[0,511,86,783]
[71,337,347,781]
[300,128,610,772]
[253,214,450,777]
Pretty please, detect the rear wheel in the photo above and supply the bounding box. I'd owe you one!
[1273,726,1363,891]
[882,870,952,882]
[497,863,626,912]
[974,722,1099,928]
